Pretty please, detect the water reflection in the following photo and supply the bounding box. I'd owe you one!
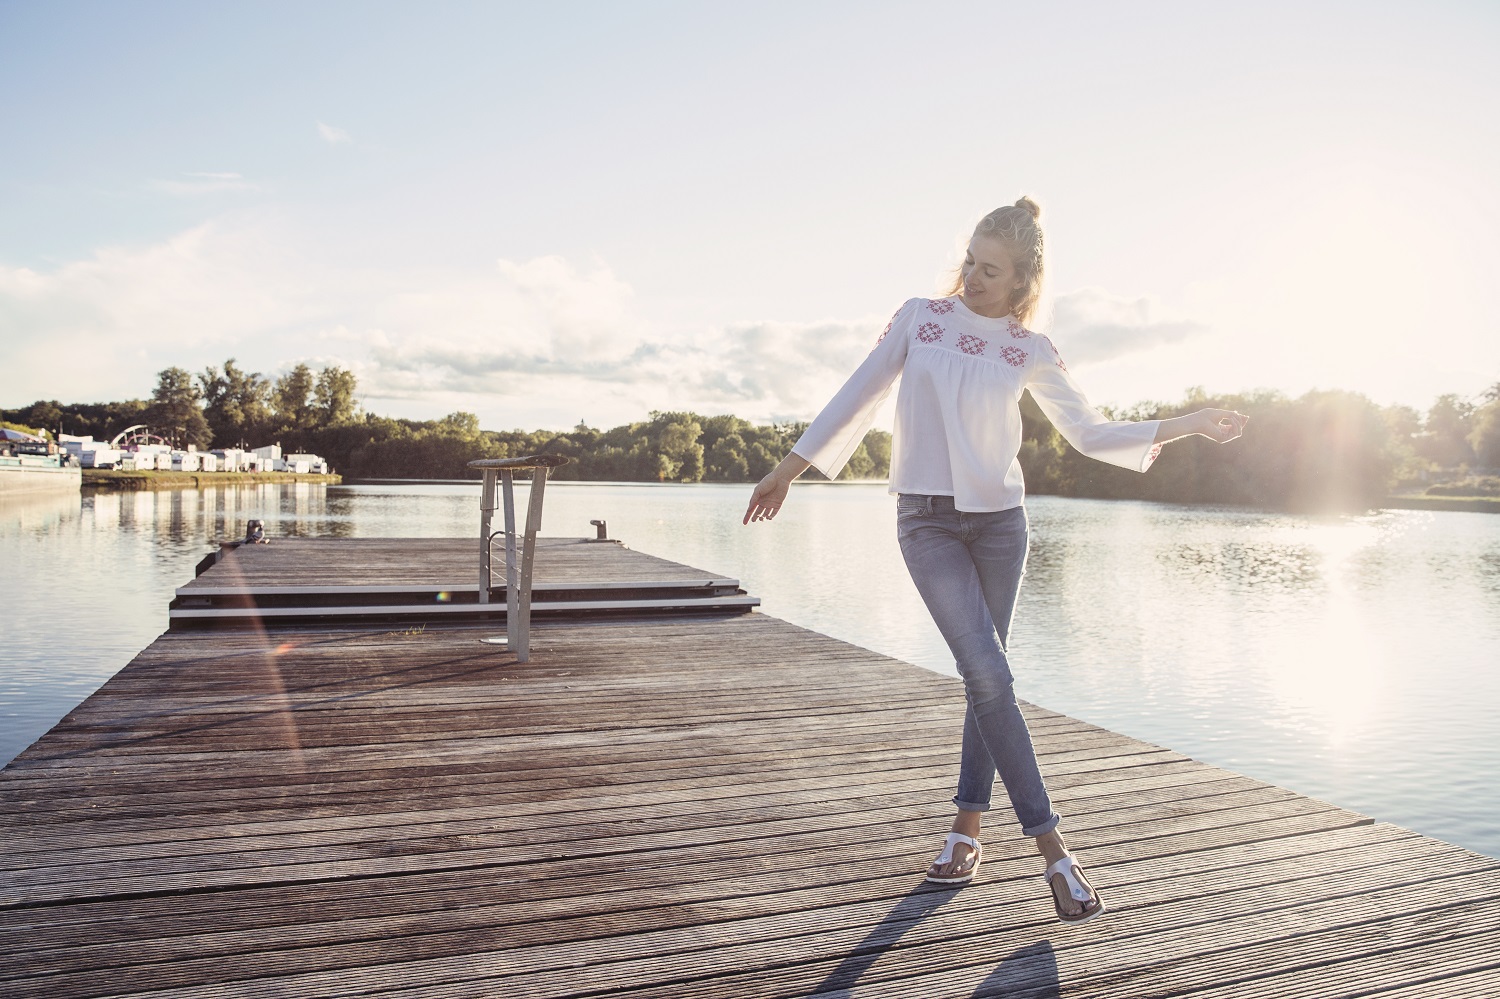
[1141,518,1392,743]
[2,483,1498,861]
[0,489,82,535]
[1159,542,1324,588]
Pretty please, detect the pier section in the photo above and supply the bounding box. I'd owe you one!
[2,538,1497,997]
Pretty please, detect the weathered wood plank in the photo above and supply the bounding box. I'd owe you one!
[6,807,1404,951]
[179,537,732,590]
[0,538,1482,998]
[7,827,1471,990]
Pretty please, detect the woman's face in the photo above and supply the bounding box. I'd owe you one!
[961,234,1024,317]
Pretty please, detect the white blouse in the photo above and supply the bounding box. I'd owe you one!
[791,295,1162,512]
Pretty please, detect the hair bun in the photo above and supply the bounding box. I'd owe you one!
[1013,196,1041,221]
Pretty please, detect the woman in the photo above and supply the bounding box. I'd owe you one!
[742,198,1247,923]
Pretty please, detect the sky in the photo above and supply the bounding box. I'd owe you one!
[1,0,1497,433]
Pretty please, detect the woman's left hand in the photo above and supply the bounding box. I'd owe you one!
[1195,409,1249,443]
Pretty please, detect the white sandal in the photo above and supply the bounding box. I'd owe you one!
[925,832,982,884]
[1044,851,1106,923]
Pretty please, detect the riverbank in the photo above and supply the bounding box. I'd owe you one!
[82,469,342,492]
[68,472,1500,514]
[1382,494,1500,514]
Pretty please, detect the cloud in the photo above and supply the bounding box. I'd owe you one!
[1,215,1224,432]
[355,255,883,422]
[151,172,259,196]
[363,314,878,415]
[1047,287,1209,365]
[0,221,885,427]
[317,121,351,144]
[0,222,325,404]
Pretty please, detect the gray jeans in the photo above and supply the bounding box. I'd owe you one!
[896,494,1061,837]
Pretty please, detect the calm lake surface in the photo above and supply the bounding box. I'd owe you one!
[4,482,1498,858]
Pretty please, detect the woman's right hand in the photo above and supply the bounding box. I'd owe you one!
[743,453,812,525]
[1194,408,1250,443]
[743,471,791,525]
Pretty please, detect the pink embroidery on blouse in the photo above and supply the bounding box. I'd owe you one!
[927,299,955,315]
[873,305,904,350]
[999,345,1027,367]
[958,334,988,356]
[917,322,945,343]
[1006,319,1031,340]
[1038,335,1067,370]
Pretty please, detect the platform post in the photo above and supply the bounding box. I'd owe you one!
[467,453,572,661]
[478,470,496,604]
[514,466,548,661]
[501,471,519,651]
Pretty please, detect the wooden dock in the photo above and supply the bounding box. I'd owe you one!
[3,538,1498,997]
[170,538,756,626]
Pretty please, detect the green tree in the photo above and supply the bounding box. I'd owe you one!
[1471,401,1500,470]
[655,417,704,482]
[745,441,778,480]
[706,433,750,481]
[314,366,360,426]
[438,411,482,438]
[1381,404,1424,487]
[862,429,892,477]
[10,398,147,443]
[199,359,272,447]
[24,401,64,436]
[1417,394,1475,468]
[273,364,316,429]
[842,440,876,479]
[145,367,212,448]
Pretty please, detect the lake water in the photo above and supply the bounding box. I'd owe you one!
[4,482,1498,858]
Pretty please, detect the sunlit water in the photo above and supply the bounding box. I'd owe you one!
[4,482,1497,858]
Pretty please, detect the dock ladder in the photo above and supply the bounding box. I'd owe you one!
[469,453,571,662]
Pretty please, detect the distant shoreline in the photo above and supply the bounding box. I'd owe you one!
[74,472,1500,513]
[1379,494,1500,514]
[341,478,891,487]
[82,470,342,492]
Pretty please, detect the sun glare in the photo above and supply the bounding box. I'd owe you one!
[1262,520,1386,744]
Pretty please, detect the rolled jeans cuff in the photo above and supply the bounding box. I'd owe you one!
[1021,811,1062,838]
[952,796,991,812]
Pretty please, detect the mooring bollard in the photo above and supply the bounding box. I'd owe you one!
[469,453,571,662]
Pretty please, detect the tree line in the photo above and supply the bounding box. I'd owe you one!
[5,359,1498,511]
[6,361,358,454]
[1020,385,1500,511]
[3,361,887,485]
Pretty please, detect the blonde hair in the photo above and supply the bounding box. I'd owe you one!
[946,196,1045,326]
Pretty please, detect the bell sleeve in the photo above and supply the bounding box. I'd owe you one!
[791,299,916,480]
[1026,335,1162,473]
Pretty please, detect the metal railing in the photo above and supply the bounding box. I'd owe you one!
[469,453,571,662]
